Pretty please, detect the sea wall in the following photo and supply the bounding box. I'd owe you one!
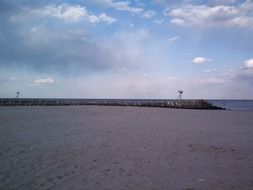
[0,98,224,110]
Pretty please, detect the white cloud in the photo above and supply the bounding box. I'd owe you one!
[141,10,156,18]
[38,3,86,21]
[210,0,238,6]
[153,19,165,24]
[170,18,186,26]
[165,1,253,28]
[97,13,117,24]
[244,58,253,69]
[199,78,225,84]
[92,0,144,15]
[115,4,144,15]
[153,0,191,5]
[19,3,117,25]
[10,77,17,81]
[204,69,217,73]
[168,36,180,42]
[33,78,55,85]
[193,57,212,64]
[91,1,157,19]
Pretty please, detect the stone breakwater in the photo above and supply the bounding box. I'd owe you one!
[0,98,224,110]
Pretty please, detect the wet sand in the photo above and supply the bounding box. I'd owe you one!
[0,106,253,190]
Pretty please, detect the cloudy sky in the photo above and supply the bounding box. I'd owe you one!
[0,0,253,99]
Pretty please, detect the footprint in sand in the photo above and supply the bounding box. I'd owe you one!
[57,175,63,180]
[46,177,55,184]
[119,168,125,174]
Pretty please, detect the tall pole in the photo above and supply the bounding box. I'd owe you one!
[16,91,20,99]
[178,90,183,100]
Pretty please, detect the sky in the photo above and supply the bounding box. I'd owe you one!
[0,0,253,99]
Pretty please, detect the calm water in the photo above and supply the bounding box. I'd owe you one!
[208,100,253,112]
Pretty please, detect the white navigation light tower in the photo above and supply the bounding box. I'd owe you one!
[178,90,183,100]
[16,91,20,99]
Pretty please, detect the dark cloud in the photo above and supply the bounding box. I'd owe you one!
[0,27,118,74]
[0,0,132,75]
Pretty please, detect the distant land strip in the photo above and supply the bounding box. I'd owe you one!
[0,98,224,110]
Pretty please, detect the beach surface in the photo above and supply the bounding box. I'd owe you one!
[0,106,253,190]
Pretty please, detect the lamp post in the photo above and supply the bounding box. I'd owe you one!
[16,91,20,99]
[178,90,183,100]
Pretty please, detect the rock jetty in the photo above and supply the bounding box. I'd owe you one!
[0,98,224,110]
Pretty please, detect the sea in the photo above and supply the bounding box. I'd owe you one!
[207,100,253,112]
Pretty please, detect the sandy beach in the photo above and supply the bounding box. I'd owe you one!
[0,106,253,190]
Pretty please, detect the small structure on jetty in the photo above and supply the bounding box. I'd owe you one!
[16,91,20,99]
[178,90,183,100]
